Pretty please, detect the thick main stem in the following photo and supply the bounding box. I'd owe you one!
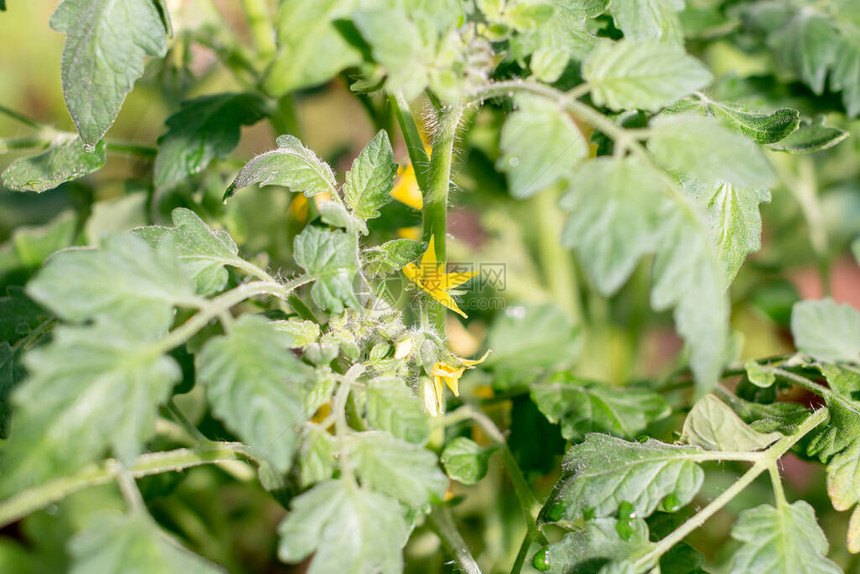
[429,505,482,574]
[423,107,462,333]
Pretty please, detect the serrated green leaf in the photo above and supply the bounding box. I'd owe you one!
[808,400,860,463]
[69,511,223,574]
[0,286,49,343]
[293,225,361,313]
[197,315,310,472]
[768,11,838,95]
[791,299,860,363]
[1,135,105,193]
[827,437,860,512]
[486,303,580,387]
[344,131,398,221]
[832,29,860,118]
[0,323,180,493]
[50,0,168,145]
[26,234,196,335]
[561,157,664,294]
[270,319,320,348]
[363,239,426,277]
[347,431,447,510]
[532,373,670,441]
[441,437,497,485]
[353,9,431,101]
[225,135,338,200]
[365,380,430,445]
[745,360,776,388]
[11,211,78,269]
[263,0,362,96]
[649,114,775,189]
[708,103,800,144]
[298,425,336,488]
[611,0,684,43]
[729,501,841,574]
[768,123,849,153]
[498,95,587,199]
[277,480,409,574]
[682,180,771,280]
[539,435,704,526]
[681,394,783,452]
[650,198,729,392]
[155,93,267,190]
[584,40,711,112]
[133,208,242,296]
[543,517,653,574]
[819,363,860,398]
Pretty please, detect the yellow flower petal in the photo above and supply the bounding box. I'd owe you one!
[440,270,479,290]
[461,349,491,367]
[403,235,475,318]
[390,163,424,210]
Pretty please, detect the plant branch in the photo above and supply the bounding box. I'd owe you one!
[429,505,482,574]
[390,93,431,192]
[241,0,276,60]
[106,141,158,159]
[0,443,256,528]
[0,104,44,130]
[632,408,829,572]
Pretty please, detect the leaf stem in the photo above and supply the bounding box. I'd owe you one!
[241,0,276,60]
[112,462,146,513]
[428,505,482,574]
[167,399,209,443]
[0,104,44,130]
[631,408,829,571]
[334,364,365,485]
[106,141,158,159]
[0,137,49,153]
[0,443,256,528]
[390,93,431,192]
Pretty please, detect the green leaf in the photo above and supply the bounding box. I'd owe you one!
[561,157,664,294]
[225,135,338,200]
[11,211,78,269]
[826,434,860,552]
[768,11,838,95]
[807,400,860,463]
[363,239,426,277]
[133,208,242,296]
[680,394,783,451]
[791,299,860,363]
[539,434,704,526]
[353,9,431,101]
[498,95,588,199]
[542,517,653,574]
[344,131,398,221]
[649,114,776,189]
[611,0,684,43]
[768,123,849,153]
[0,286,50,343]
[650,198,729,392]
[50,0,168,145]
[365,379,430,445]
[270,319,320,348]
[584,41,712,112]
[155,93,267,190]
[1,135,105,193]
[485,303,580,386]
[832,29,860,118]
[729,501,841,574]
[293,225,361,313]
[277,479,409,573]
[441,437,497,485]
[0,343,24,437]
[197,315,310,472]
[532,373,670,441]
[263,0,362,96]
[0,323,180,493]
[69,511,223,574]
[682,180,771,280]
[707,103,800,144]
[26,233,196,335]
[745,360,777,388]
[348,431,447,510]
[298,425,337,488]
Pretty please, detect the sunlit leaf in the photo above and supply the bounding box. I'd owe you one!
[680,394,784,452]
[1,135,105,193]
[791,299,860,363]
[441,437,497,485]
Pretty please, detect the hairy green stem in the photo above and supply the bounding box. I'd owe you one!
[510,529,534,574]
[632,408,829,572]
[429,505,482,574]
[532,187,582,323]
[241,0,276,59]
[0,443,256,528]
[269,94,301,137]
[113,462,146,513]
[423,107,462,333]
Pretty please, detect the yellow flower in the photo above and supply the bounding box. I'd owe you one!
[424,350,490,416]
[390,162,424,210]
[402,236,478,318]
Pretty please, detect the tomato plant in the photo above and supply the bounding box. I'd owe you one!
[1,0,860,572]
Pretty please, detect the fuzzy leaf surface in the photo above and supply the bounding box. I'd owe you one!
[1,136,105,193]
